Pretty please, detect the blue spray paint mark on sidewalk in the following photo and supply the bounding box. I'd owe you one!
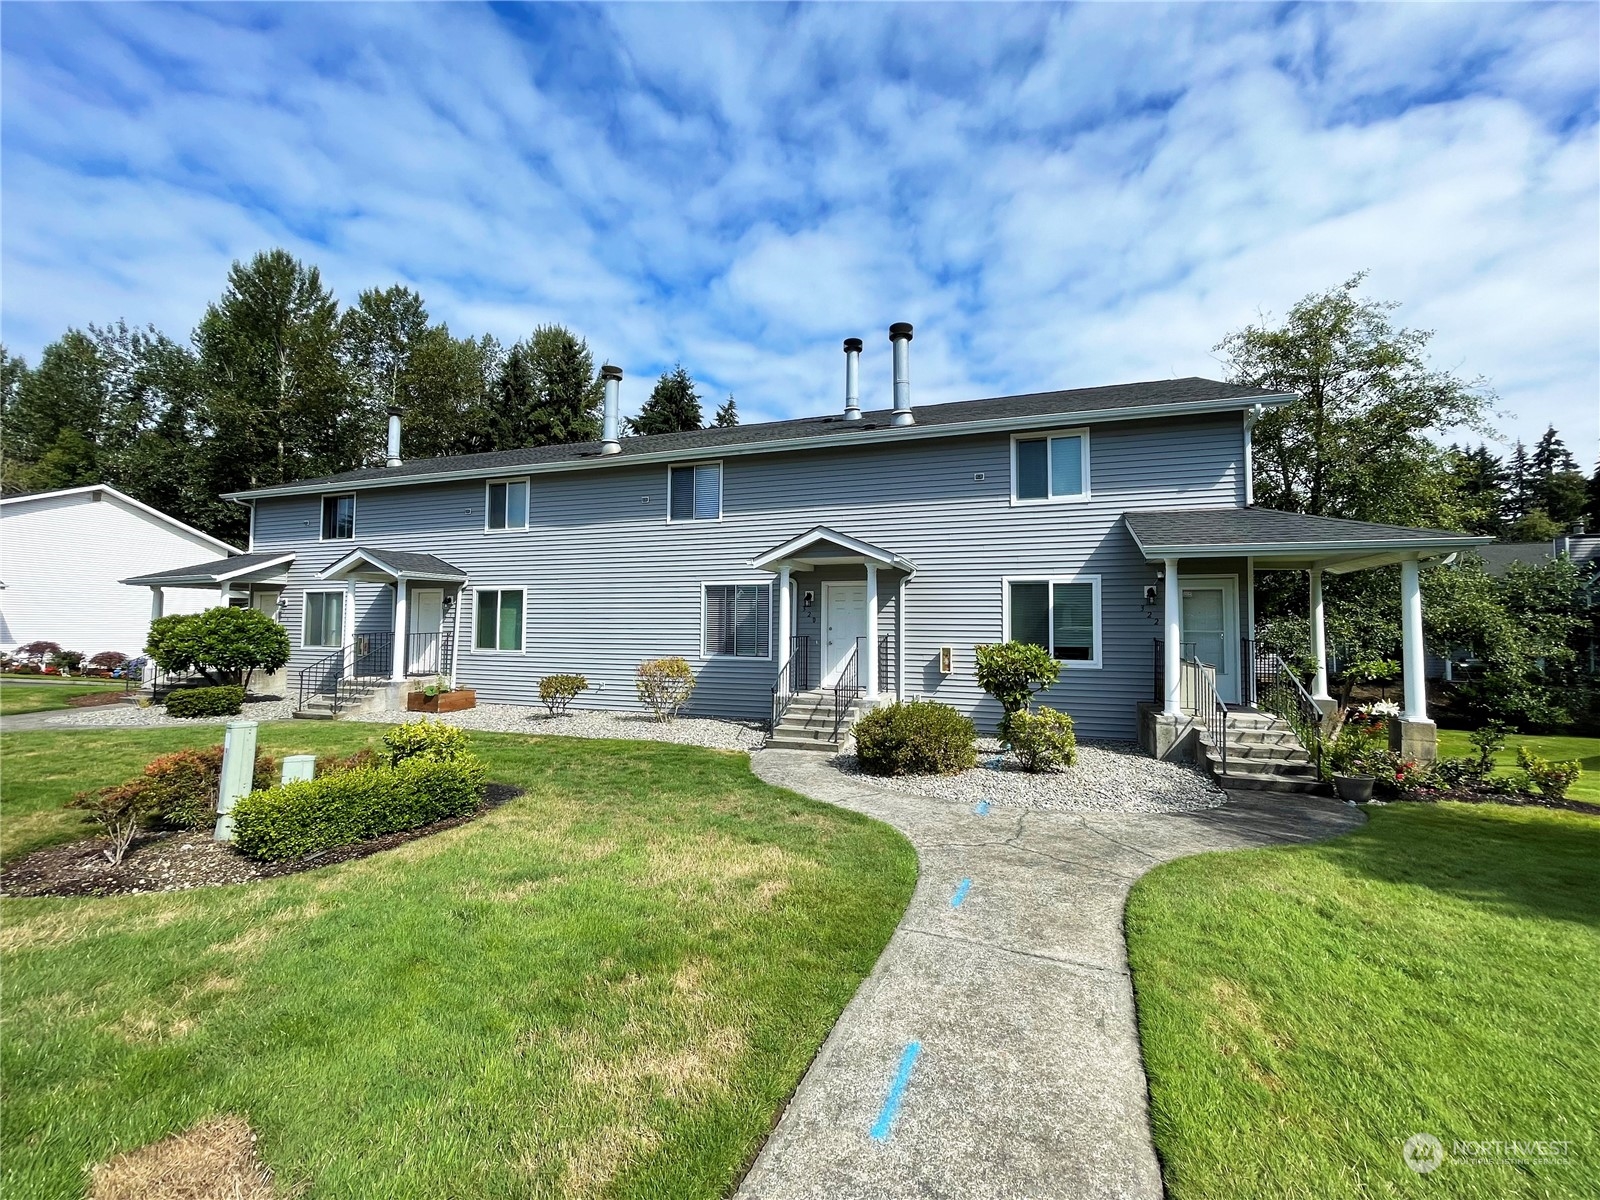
[870,1041,922,1142]
[950,878,972,908]
[973,800,990,815]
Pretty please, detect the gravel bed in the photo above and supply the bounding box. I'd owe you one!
[17,696,297,728]
[351,703,768,752]
[834,738,1224,814]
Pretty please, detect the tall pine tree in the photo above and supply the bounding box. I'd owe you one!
[627,364,703,435]
[714,393,739,427]
[522,324,604,445]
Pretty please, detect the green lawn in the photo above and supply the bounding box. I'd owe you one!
[1127,802,1599,1199]
[1436,728,1600,802]
[0,725,917,1198]
[0,678,126,716]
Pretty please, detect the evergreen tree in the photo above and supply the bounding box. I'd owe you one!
[627,363,703,436]
[1448,443,1508,537]
[1529,425,1587,528]
[522,324,604,445]
[2,330,106,489]
[487,341,538,451]
[1504,441,1533,523]
[714,393,739,428]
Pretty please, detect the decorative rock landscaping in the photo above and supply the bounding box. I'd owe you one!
[835,738,1224,814]
[354,703,769,753]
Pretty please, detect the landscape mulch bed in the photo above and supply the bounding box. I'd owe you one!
[1,783,522,899]
[67,692,132,708]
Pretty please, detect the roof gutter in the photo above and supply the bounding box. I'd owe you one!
[223,392,1297,502]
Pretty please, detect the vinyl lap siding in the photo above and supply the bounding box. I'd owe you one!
[253,413,1245,736]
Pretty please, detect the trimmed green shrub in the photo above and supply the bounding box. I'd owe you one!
[854,700,977,777]
[1516,745,1581,800]
[316,748,382,776]
[636,657,695,722]
[165,685,245,718]
[232,756,488,862]
[1007,707,1077,773]
[975,642,1060,738]
[141,746,276,829]
[382,719,472,766]
[146,606,291,690]
[539,673,589,716]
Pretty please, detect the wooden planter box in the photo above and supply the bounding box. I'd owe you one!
[406,689,476,713]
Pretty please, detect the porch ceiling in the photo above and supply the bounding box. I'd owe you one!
[751,525,917,573]
[1124,508,1492,574]
[318,546,468,584]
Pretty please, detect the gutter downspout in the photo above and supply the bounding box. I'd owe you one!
[1242,403,1264,507]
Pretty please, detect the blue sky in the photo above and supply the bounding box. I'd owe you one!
[3,2,1596,453]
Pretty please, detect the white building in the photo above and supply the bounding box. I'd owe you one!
[0,485,240,657]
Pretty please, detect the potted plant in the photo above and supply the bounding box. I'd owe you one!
[406,675,477,713]
[1327,710,1384,803]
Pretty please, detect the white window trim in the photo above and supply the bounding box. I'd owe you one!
[319,492,357,541]
[667,460,724,524]
[1009,427,1091,506]
[301,589,346,649]
[470,585,529,655]
[483,477,530,533]
[699,580,773,661]
[1000,573,1103,669]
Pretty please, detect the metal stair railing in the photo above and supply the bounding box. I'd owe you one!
[770,634,811,732]
[1253,651,1326,772]
[297,647,345,712]
[333,633,394,714]
[831,637,863,743]
[1181,656,1228,775]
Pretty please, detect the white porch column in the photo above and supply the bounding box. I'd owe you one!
[1309,566,1331,701]
[149,587,165,622]
[776,565,792,672]
[392,578,408,682]
[864,564,879,699]
[218,583,231,606]
[1163,557,1182,716]
[1400,557,1427,721]
[342,581,357,679]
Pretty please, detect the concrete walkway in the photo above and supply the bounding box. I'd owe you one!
[739,750,1363,1200]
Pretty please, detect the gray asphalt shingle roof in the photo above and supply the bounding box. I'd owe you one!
[1124,508,1489,551]
[342,548,468,578]
[120,550,287,586]
[229,376,1287,498]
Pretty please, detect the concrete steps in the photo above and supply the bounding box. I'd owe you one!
[1202,710,1333,797]
[768,689,864,751]
[292,682,390,721]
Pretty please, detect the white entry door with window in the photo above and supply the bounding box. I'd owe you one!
[822,583,867,685]
[1179,577,1240,704]
[408,587,444,675]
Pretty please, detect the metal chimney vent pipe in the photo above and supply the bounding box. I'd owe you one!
[889,322,914,426]
[386,405,402,467]
[600,364,623,455]
[842,337,863,420]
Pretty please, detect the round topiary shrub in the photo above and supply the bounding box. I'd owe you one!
[853,700,977,777]
[1006,707,1077,773]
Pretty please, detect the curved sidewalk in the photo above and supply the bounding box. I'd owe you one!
[740,750,1363,1200]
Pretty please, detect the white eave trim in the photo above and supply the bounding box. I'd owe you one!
[120,552,296,587]
[223,393,1297,502]
[750,526,917,573]
[317,548,468,583]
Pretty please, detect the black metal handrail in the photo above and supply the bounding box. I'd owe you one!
[877,633,895,697]
[1254,650,1325,772]
[297,646,345,711]
[1181,656,1228,775]
[403,629,453,679]
[771,634,811,731]
[832,636,863,743]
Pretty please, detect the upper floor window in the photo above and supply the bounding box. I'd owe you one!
[703,583,771,658]
[669,463,722,522]
[1006,576,1100,667]
[1012,430,1088,503]
[321,493,355,540]
[486,479,529,531]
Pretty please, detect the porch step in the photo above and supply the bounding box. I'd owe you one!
[766,736,844,753]
[768,688,865,749]
[1200,711,1333,797]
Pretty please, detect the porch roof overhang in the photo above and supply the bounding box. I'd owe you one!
[317,547,469,584]
[750,525,917,574]
[1124,508,1493,574]
[121,551,294,589]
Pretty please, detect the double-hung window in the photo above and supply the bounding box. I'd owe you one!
[1012,430,1088,502]
[474,589,525,652]
[486,479,529,530]
[1006,577,1100,666]
[303,591,345,649]
[703,584,771,658]
[321,493,355,539]
[669,463,721,522]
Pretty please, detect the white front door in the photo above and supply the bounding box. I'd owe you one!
[1180,578,1239,705]
[408,588,444,675]
[822,583,868,685]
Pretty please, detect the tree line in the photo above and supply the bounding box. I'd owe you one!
[0,248,736,544]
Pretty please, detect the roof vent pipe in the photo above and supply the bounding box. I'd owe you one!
[842,337,863,420]
[889,322,914,426]
[600,364,623,455]
[386,405,402,467]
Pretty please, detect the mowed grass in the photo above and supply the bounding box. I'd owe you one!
[0,725,918,1198]
[1436,728,1600,803]
[1126,802,1599,1199]
[0,678,127,716]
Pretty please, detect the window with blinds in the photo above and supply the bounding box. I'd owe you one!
[1007,577,1099,665]
[669,463,722,521]
[1012,431,1088,501]
[703,583,771,658]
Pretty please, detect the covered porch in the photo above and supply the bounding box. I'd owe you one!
[123,550,295,621]
[1126,508,1493,762]
[317,547,469,683]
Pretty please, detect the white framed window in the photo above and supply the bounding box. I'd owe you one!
[485,478,529,531]
[702,583,771,659]
[1011,429,1089,503]
[303,590,345,649]
[320,493,356,540]
[669,462,722,522]
[1003,575,1101,668]
[473,588,525,652]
